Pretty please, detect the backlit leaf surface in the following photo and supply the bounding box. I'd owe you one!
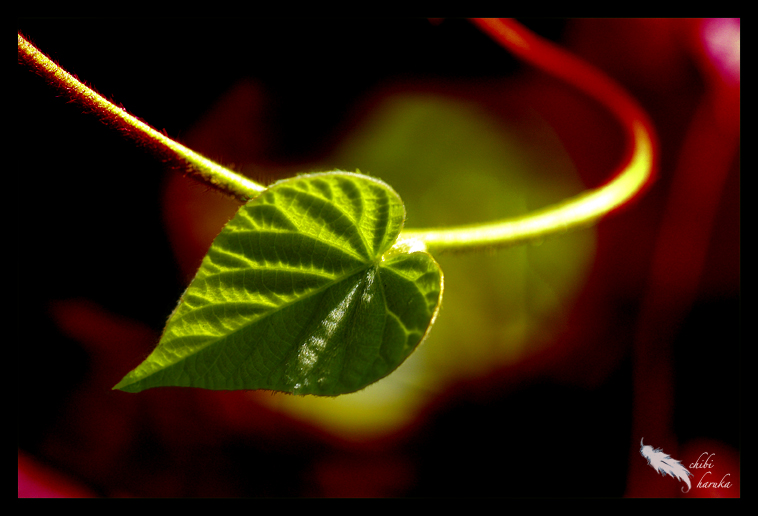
[114,171,443,396]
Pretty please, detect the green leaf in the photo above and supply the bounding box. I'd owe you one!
[114,171,443,396]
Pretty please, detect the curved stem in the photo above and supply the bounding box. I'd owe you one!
[19,23,656,251]
[400,19,657,253]
[17,33,265,203]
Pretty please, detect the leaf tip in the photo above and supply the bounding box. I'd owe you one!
[112,372,143,393]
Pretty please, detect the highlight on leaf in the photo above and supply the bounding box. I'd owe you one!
[114,171,443,396]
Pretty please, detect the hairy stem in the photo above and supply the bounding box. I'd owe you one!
[19,21,655,253]
[17,33,265,203]
[400,19,657,253]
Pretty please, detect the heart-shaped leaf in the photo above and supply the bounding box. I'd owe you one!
[114,171,443,396]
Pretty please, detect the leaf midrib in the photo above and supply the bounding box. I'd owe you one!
[154,257,387,381]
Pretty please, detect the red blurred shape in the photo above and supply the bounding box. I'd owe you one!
[18,450,95,498]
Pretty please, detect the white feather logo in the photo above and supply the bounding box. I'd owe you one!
[640,438,693,493]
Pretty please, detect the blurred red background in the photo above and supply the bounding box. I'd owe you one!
[17,18,739,497]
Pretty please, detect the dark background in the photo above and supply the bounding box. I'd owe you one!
[17,18,739,497]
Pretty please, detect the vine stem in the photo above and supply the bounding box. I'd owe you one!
[19,22,655,252]
[400,19,657,253]
[17,33,265,203]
